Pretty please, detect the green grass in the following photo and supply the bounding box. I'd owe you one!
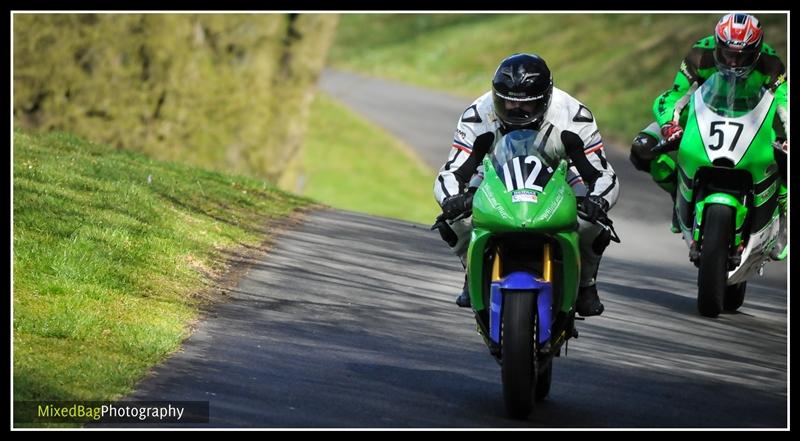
[279,92,439,225]
[329,13,787,145]
[13,130,310,425]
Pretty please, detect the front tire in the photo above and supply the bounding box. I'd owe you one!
[501,291,536,419]
[723,281,746,312]
[534,361,552,402]
[697,204,734,318]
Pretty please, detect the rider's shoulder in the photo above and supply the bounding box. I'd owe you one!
[756,45,786,87]
[546,88,596,128]
[458,91,500,128]
[472,91,495,111]
[684,36,716,70]
[692,35,716,50]
[760,42,781,58]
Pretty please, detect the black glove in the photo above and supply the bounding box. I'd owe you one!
[578,195,609,223]
[441,189,475,221]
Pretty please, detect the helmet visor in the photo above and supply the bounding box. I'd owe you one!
[714,45,760,76]
[493,92,548,126]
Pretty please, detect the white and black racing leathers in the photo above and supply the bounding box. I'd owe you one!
[433,87,620,287]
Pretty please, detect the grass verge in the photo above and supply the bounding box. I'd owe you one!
[13,129,311,426]
[279,92,440,225]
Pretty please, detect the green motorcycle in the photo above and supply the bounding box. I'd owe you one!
[456,129,619,419]
[651,72,784,317]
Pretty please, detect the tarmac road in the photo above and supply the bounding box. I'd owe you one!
[106,69,787,429]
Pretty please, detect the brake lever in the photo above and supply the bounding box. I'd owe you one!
[596,217,621,243]
[430,213,445,230]
[650,137,680,155]
[430,210,470,230]
[581,213,621,244]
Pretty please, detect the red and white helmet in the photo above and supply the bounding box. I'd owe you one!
[714,13,764,78]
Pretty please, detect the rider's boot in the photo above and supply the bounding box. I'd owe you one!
[651,154,679,233]
[670,188,681,234]
[576,284,604,317]
[456,274,471,308]
[770,186,788,261]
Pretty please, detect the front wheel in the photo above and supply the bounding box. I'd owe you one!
[534,361,552,402]
[697,204,734,317]
[501,291,536,419]
[723,281,747,312]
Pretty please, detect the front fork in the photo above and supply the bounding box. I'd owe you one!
[649,155,748,269]
[487,246,554,346]
[692,194,748,270]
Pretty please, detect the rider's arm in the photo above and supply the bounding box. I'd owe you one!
[653,38,715,127]
[760,44,788,138]
[565,102,619,210]
[775,81,788,138]
[548,90,619,210]
[653,72,695,127]
[576,127,619,210]
[434,105,493,206]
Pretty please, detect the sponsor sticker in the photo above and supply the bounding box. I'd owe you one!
[482,186,512,220]
[775,73,786,88]
[511,189,538,203]
[680,61,690,77]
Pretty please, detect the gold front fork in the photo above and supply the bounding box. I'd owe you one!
[492,248,502,281]
[492,244,551,281]
[543,243,552,282]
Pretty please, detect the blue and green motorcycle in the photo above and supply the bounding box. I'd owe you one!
[455,129,619,419]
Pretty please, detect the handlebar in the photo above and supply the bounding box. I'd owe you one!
[433,208,620,244]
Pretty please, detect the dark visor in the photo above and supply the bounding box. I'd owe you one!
[493,93,547,126]
[715,46,760,68]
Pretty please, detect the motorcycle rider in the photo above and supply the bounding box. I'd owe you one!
[433,53,619,317]
[629,13,787,260]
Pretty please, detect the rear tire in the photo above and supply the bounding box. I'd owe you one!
[697,205,734,318]
[723,281,747,312]
[501,292,536,419]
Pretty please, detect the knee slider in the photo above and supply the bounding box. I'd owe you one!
[629,132,659,172]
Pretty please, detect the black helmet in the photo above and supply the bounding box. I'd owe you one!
[491,53,553,129]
